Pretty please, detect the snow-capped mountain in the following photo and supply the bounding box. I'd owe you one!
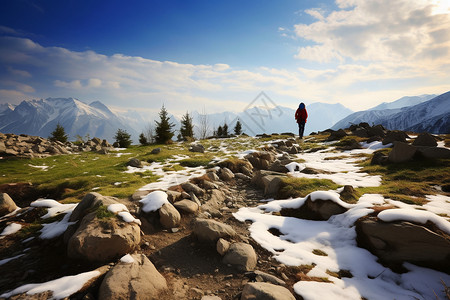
[368,94,436,111]
[332,91,450,133]
[0,98,138,142]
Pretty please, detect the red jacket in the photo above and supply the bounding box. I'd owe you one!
[295,108,308,123]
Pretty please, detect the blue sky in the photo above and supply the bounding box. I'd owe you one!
[0,0,449,115]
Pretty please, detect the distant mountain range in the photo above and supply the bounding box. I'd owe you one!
[1,91,448,143]
[332,92,449,134]
[0,98,353,142]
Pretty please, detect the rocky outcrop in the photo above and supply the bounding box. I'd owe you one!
[412,132,438,147]
[388,142,417,163]
[0,133,114,158]
[241,282,295,300]
[0,193,18,216]
[356,217,450,272]
[99,254,167,299]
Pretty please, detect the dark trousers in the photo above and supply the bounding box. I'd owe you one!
[298,122,305,138]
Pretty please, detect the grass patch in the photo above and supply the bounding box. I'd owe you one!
[278,177,339,199]
[312,249,328,256]
[96,205,116,219]
[179,157,211,168]
[162,164,186,172]
[16,223,43,239]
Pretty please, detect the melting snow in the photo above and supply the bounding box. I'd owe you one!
[139,191,169,212]
[0,270,101,299]
[233,192,450,300]
[120,254,135,264]
[30,199,76,239]
[0,223,22,236]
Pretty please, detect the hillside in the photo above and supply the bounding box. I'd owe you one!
[0,128,449,299]
[332,91,450,133]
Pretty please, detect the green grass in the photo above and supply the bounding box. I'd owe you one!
[96,205,117,219]
[277,177,340,199]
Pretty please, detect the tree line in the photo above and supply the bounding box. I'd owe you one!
[49,105,244,148]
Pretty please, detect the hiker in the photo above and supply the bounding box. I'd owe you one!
[295,102,308,139]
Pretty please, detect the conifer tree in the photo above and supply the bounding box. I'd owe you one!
[155,105,175,144]
[49,123,68,143]
[180,111,194,141]
[234,120,242,135]
[114,129,132,148]
[139,133,148,145]
[222,123,229,137]
[217,125,223,137]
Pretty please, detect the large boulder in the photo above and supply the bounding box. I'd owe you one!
[193,218,236,242]
[0,193,18,216]
[327,129,347,141]
[280,194,348,221]
[241,282,295,300]
[67,212,141,262]
[127,158,143,168]
[262,175,283,197]
[174,199,199,214]
[159,202,181,228]
[69,192,119,222]
[223,242,257,271]
[415,146,450,159]
[99,254,167,300]
[189,144,205,153]
[388,142,417,163]
[382,130,409,145]
[412,132,438,147]
[356,217,450,272]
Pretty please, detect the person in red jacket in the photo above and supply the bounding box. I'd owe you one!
[295,102,308,139]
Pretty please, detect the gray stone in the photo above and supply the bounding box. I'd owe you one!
[181,182,205,196]
[151,147,161,154]
[98,254,167,300]
[127,158,143,168]
[193,218,236,242]
[69,192,119,222]
[280,194,347,221]
[241,282,295,300]
[383,130,409,145]
[216,238,230,256]
[223,242,257,271]
[262,175,283,197]
[416,146,450,159]
[189,144,205,153]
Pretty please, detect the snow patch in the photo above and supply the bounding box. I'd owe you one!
[0,223,22,236]
[120,254,135,264]
[139,191,169,212]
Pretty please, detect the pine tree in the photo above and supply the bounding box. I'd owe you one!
[139,133,148,145]
[222,123,229,137]
[114,129,132,148]
[49,123,68,143]
[234,120,242,135]
[180,111,194,141]
[155,105,175,144]
[217,126,223,137]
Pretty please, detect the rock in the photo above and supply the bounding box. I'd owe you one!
[193,218,236,242]
[371,151,388,165]
[201,189,226,216]
[352,128,369,138]
[262,175,283,197]
[166,190,183,203]
[367,125,386,138]
[382,130,409,145]
[219,167,235,181]
[98,254,167,300]
[131,190,150,201]
[217,238,230,256]
[69,192,119,223]
[388,142,417,163]
[189,144,205,153]
[327,129,347,141]
[241,282,295,300]
[202,179,218,190]
[159,202,181,228]
[127,158,143,168]
[245,271,286,286]
[174,199,199,214]
[151,147,161,154]
[235,173,252,181]
[202,296,222,300]
[206,171,220,182]
[0,193,18,216]
[339,185,358,203]
[251,170,286,190]
[280,194,347,221]
[412,132,438,147]
[67,212,141,262]
[415,146,450,159]
[356,218,450,272]
[181,182,205,196]
[223,242,257,271]
[189,192,202,207]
